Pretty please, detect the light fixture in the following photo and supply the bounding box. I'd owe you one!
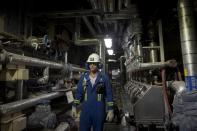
[107,49,114,55]
[108,59,117,62]
[104,38,112,48]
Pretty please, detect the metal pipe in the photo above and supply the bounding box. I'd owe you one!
[0,92,65,114]
[124,0,129,8]
[7,51,63,69]
[89,0,102,23]
[74,18,99,46]
[82,16,97,37]
[36,9,101,18]
[64,52,68,64]
[74,38,99,46]
[158,20,165,62]
[108,0,114,12]
[140,60,177,69]
[101,0,107,12]
[178,0,197,91]
[0,50,85,72]
[149,42,159,62]
[118,0,122,11]
[127,60,177,72]
[70,64,86,72]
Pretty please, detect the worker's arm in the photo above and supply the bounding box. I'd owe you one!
[104,74,114,110]
[73,74,84,106]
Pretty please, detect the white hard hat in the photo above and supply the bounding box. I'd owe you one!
[87,53,100,63]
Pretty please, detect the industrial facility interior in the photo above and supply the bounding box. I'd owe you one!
[0,0,197,131]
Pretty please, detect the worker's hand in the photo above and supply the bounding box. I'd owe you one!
[72,106,77,118]
[106,110,114,122]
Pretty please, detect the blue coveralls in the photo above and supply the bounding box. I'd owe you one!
[73,71,113,131]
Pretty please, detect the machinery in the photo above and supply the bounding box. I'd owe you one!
[0,33,86,131]
[0,0,196,131]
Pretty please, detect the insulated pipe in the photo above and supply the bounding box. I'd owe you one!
[74,38,99,46]
[127,60,177,72]
[178,0,197,91]
[149,42,159,62]
[7,51,63,69]
[0,50,86,72]
[140,60,177,69]
[0,92,65,114]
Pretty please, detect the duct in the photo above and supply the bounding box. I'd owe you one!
[0,50,86,72]
[0,91,65,114]
[178,0,197,91]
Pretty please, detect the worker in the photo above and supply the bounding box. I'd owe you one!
[72,53,114,131]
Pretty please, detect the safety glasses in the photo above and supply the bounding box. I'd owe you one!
[88,62,98,65]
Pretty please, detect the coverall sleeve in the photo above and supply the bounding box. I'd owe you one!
[104,74,114,110]
[73,74,84,106]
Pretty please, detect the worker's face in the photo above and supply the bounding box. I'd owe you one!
[89,63,98,72]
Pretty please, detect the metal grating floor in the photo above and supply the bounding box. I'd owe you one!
[104,123,136,131]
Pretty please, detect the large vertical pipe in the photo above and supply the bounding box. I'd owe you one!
[178,0,197,91]
[149,42,159,62]
[108,0,115,12]
[100,41,106,73]
[147,21,159,63]
[133,16,143,62]
[158,20,165,62]
[64,52,68,64]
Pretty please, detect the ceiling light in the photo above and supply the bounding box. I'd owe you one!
[108,59,117,62]
[104,38,112,48]
[107,49,113,55]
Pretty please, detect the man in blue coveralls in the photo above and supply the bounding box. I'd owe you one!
[72,53,114,131]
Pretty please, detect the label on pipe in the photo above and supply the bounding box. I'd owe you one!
[66,91,74,103]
